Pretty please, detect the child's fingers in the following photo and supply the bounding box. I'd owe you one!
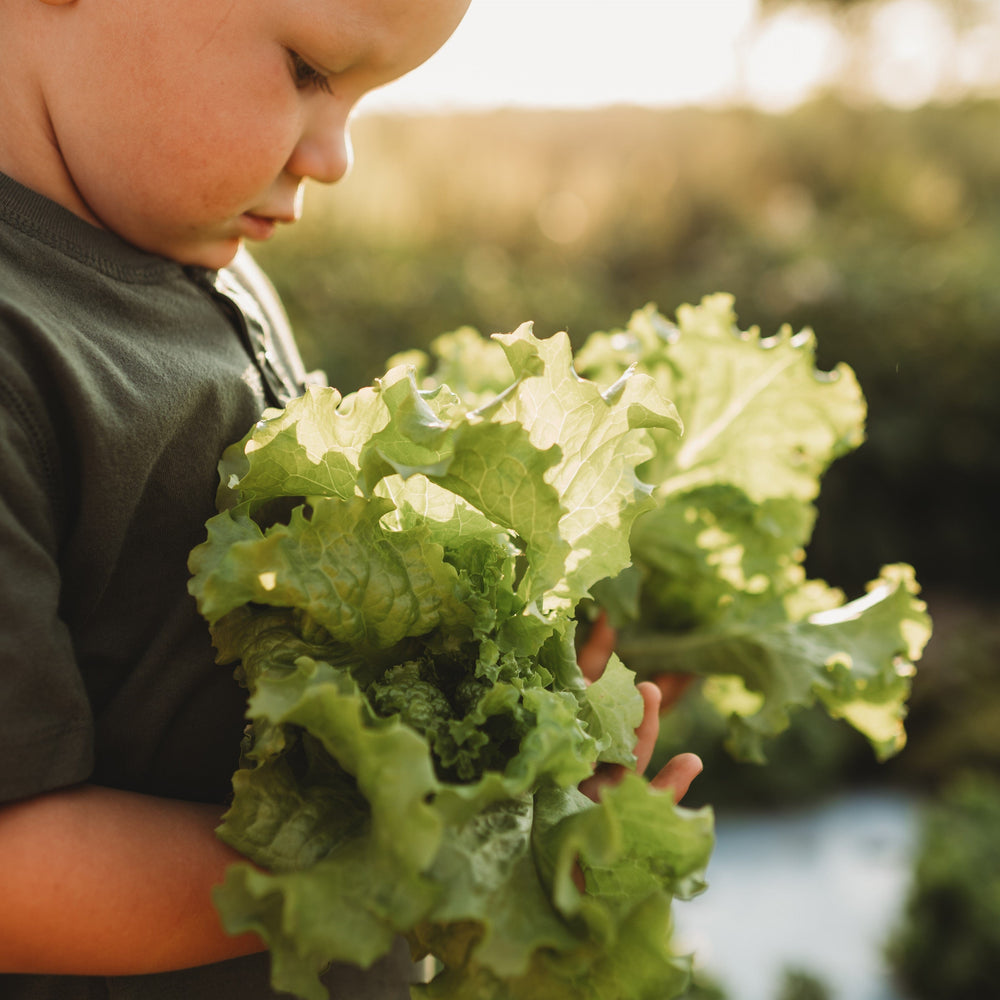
[579,680,662,802]
[632,680,662,775]
[650,752,703,804]
[577,611,618,683]
[578,763,622,802]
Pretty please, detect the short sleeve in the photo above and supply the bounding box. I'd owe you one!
[0,378,93,802]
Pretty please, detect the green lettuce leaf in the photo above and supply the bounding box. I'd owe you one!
[408,296,931,762]
[615,564,927,762]
[574,296,930,760]
[575,295,866,503]
[410,777,713,1000]
[189,322,708,1000]
[577,296,930,760]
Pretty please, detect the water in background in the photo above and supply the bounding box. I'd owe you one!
[674,790,921,1000]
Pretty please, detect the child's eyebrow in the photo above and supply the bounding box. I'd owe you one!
[304,6,418,79]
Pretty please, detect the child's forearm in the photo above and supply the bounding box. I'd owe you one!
[0,783,265,976]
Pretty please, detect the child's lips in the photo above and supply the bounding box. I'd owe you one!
[239,212,284,240]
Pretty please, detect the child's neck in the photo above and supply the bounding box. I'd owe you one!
[0,50,104,230]
[0,140,105,231]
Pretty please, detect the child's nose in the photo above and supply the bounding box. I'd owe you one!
[287,119,354,186]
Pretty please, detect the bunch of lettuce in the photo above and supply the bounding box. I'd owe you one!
[188,325,715,1000]
[396,294,931,763]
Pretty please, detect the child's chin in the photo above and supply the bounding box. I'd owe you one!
[169,238,243,271]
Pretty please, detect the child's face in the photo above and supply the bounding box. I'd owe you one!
[38,0,470,268]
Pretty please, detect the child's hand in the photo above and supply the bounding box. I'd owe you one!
[577,612,701,805]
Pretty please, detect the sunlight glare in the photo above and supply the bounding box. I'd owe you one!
[742,9,846,111]
[362,0,758,112]
[956,21,1000,91]
[867,0,957,107]
[359,0,1000,114]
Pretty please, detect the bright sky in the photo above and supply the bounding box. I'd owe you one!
[365,0,759,112]
[361,0,1000,115]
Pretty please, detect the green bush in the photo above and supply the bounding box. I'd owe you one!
[890,597,1000,786]
[775,969,831,1000]
[887,771,1000,999]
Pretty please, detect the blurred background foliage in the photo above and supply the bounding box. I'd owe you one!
[886,770,1000,1000]
[252,74,1000,1000]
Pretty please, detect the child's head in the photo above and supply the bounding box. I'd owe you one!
[0,0,470,268]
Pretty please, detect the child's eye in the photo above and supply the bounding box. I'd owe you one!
[288,50,333,94]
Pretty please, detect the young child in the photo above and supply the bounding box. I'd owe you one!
[0,1,701,997]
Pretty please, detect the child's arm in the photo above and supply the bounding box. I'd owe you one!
[0,783,265,975]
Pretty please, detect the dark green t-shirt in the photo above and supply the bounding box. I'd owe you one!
[0,173,413,998]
